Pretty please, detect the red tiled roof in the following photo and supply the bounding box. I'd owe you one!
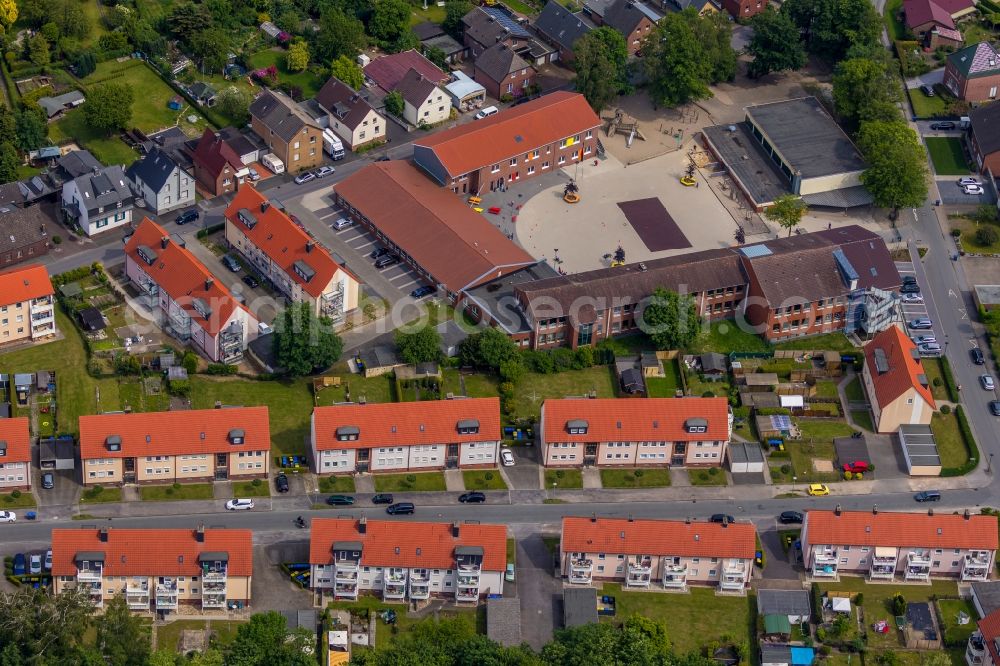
[542,397,730,443]
[79,407,270,459]
[125,218,253,337]
[561,517,757,559]
[51,528,253,577]
[190,128,243,179]
[863,325,936,410]
[804,510,999,550]
[363,49,447,92]
[413,92,602,178]
[0,263,53,306]
[313,398,501,451]
[333,162,534,292]
[903,0,956,29]
[979,609,1000,666]
[0,417,30,463]
[224,186,356,298]
[309,518,507,571]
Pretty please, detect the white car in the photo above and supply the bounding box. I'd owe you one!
[501,449,515,466]
[901,293,923,303]
[958,177,981,187]
[294,172,316,185]
[0,511,14,523]
[333,218,353,230]
[258,322,274,336]
[915,335,937,344]
[225,498,255,511]
[248,167,261,181]
[44,549,52,571]
[29,554,42,575]
[964,184,985,195]
[314,166,336,178]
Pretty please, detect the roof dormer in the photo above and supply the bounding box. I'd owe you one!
[336,426,360,441]
[566,419,588,435]
[457,419,480,435]
[106,435,122,452]
[228,429,245,445]
[684,418,708,434]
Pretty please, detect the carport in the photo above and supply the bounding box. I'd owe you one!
[39,436,75,470]
[729,441,765,485]
[898,424,942,476]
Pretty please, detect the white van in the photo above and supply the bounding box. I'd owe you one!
[261,153,285,174]
[474,105,499,120]
[322,130,345,160]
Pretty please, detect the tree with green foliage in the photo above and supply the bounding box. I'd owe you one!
[782,0,881,61]
[216,86,252,124]
[856,120,929,215]
[424,44,448,70]
[95,596,151,666]
[313,8,366,62]
[641,287,700,350]
[286,40,309,72]
[73,50,97,77]
[688,10,737,83]
[765,194,808,236]
[14,108,46,153]
[331,54,364,90]
[543,615,674,665]
[442,0,472,39]
[28,33,49,67]
[747,8,807,78]
[832,56,902,129]
[368,0,412,50]
[83,83,134,135]
[643,9,734,107]
[224,611,315,666]
[458,326,519,370]
[976,225,998,247]
[573,27,629,112]
[273,302,344,377]
[395,325,442,364]
[0,587,94,663]
[189,27,230,74]
[384,90,404,117]
[0,142,19,184]
[0,0,17,29]
[166,1,214,40]
[0,106,14,145]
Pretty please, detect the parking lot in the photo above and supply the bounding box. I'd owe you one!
[936,177,998,206]
[896,261,939,353]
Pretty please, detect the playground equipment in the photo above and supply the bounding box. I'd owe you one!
[563,180,580,203]
[602,109,646,142]
[610,245,626,267]
[680,162,697,186]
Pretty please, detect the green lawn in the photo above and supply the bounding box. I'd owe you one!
[441,369,500,399]
[409,3,446,25]
[688,468,728,485]
[545,468,582,489]
[0,492,37,508]
[140,483,214,501]
[462,470,507,490]
[926,137,971,175]
[844,377,866,402]
[80,486,123,504]
[601,583,751,655]
[908,87,950,119]
[373,472,447,492]
[814,380,840,399]
[79,0,110,48]
[851,410,875,432]
[156,619,244,653]
[646,358,681,397]
[248,49,324,98]
[787,440,839,482]
[328,595,483,651]
[884,0,907,40]
[231,480,270,497]
[507,538,516,564]
[686,376,730,398]
[954,217,1000,255]
[774,333,855,352]
[796,419,857,441]
[921,357,950,402]
[690,320,768,354]
[938,598,978,647]
[318,475,356,493]
[511,366,617,422]
[599,468,671,488]
[931,412,971,469]
[314,372,395,406]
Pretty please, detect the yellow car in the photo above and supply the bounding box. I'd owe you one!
[807,483,830,496]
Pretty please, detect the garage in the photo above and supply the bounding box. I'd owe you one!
[728,441,765,473]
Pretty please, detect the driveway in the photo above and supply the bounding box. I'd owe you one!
[937,178,998,206]
[500,446,542,490]
[253,543,314,612]
[32,453,79,508]
[516,533,561,650]
[905,68,945,89]
[758,523,798,580]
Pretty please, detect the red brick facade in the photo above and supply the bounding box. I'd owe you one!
[943,61,1000,102]
[473,62,537,100]
[721,0,766,19]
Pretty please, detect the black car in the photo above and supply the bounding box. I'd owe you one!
[930,121,956,130]
[410,285,436,299]
[914,490,942,502]
[372,493,394,504]
[371,247,391,260]
[242,274,260,289]
[991,400,1000,417]
[375,155,391,162]
[459,491,486,504]
[920,84,935,96]
[709,513,736,524]
[275,473,289,493]
[374,254,400,269]
[41,472,54,490]
[175,210,200,225]
[326,495,356,506]
[778,510,803,524]
[900,282,921,294]
[972,348,986,365]
[902,275,918,284]
[386,502,415,515]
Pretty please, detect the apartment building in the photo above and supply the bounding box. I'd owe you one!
[0,263,56,346]
[0,418,31,491]
[541,397,731,468]
[51,526,252,612]
[310,517,506,602]
[801,508,997,583]
[249,89,324,172]
[861,325,936,433]
[124,218,257,362]
[311,398,501,473]
[967,607,1000,666]
[560,516,756,592]
[78,407,270,486]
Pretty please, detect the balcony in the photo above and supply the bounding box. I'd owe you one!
[156,579,179,609]
[334,582,359,598]
[870,555,897,580]
[625,557,653,588]
[334,566,358,582]
[568,558,593,585]
[967,632,986,666]
[383,568,407,600]
[720,561,747,591]
[31,297,53,311]
[321,286,345,322]
[812,550,839,578]
[31,310,53,324]
[456,585,479,602]
[963,553,992,582]
[409,569,430,600]
[905,552,932,581]
[125,581,149,610]
[77,567,103,582]
[202,567,227,583]
[136,279,158,310]
[202,581,227,609]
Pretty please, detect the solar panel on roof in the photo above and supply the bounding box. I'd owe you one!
[739,244,772,258]
[482,6,531,37]
[770,415,792,430]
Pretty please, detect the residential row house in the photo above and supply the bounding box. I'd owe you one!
[314,77,386,151]
[0,263,56,346]
[861,325,936,433]
[801,508,998,583]
[249,89,324,172]
[78,407,271,486]
[0,418,31,491]
[395,69,451,127]
[310,518,506,603]
[560,516,756,592]
[968,97,1000,179]
[223,186,360,324]
[310,398,501,473]
[0,206,50,268]
[541,397,731,469]
[51,526,252,612]
[124,218,257,362]
[61,165,134,237]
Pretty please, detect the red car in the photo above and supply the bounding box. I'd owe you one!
[843,461,870,474]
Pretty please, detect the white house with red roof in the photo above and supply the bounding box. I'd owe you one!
[51,526,253,611]
[224,186,359,325]
[861,324,936,433]
[0,418,31,491]
[125,217,257,363]
[540,397,731,468]
[0,263,55,346]
[802,508,997,583]
[309,517,506,602]
[310,398,501,473]
[560,516,756,592]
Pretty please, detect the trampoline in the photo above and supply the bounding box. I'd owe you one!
[616,198,692,252]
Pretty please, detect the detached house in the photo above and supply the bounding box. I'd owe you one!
[944,42,1000,102]
[395,68,450,127]
[541,397,731,468]
[533,1,594,63]
[802,508,998,582]
[560,516,756,592]
[249,89,324,172]
[310,398,501,473]
[51,526,252,612]
[969,102,1000,178]
[61,165,134,237]
[861,325,935,433]
[0,263,56,346]
[223,186,360,324]
[78,407,270,485]
[125,147,195,215]
[310,518,506,603]
[474,43,536,100]
[0,206,49,268]
[0,418,31,491]
[190,128,248,197]
[584,0,660,55]
[314,77,386,151]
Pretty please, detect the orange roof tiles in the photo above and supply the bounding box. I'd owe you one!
[413,92,601,178]
[542,397,730,443]
[0,263,53,306]
[313,398,501,451]
[224,186,356,298]
[309,518,507,571]
[864,325,936,410]
[79,407,270,459]
[124,218,253,337]
[51,528,253,577]
[804,510,999,550]
[561,517,757,559]
[0,417,30,463]
[979,609,1000,666]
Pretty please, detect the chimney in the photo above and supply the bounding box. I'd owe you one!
[452,521,460,538]
[306,241,314,253]
[214,132,222,143]
[261,201,270,213]
[590,513,597,523]
[928,509,934,517]
[161,236,169,249]
[99,526,110,542]
[685,516,691,524]
[205,277,213,291]
[835,504,842,516]
[195,524,205,542]
[359,516,367,534]
[628,514,634,522]
[872,504,878,515]
[965,509,971,520]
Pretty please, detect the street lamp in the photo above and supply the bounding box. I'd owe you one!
[989,453,995,474]
[793,475,798,493]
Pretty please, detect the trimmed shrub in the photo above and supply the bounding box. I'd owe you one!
[940,404,951,414]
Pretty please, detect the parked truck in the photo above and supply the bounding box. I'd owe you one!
[323,130,345,161]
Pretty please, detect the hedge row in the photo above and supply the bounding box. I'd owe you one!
[940,355,959,402]
[941,404,980,477]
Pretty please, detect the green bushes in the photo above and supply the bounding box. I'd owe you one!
[941,405,979,476]
[940,404,951,414]
[940,356,960,402]
[196,222,226,239]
